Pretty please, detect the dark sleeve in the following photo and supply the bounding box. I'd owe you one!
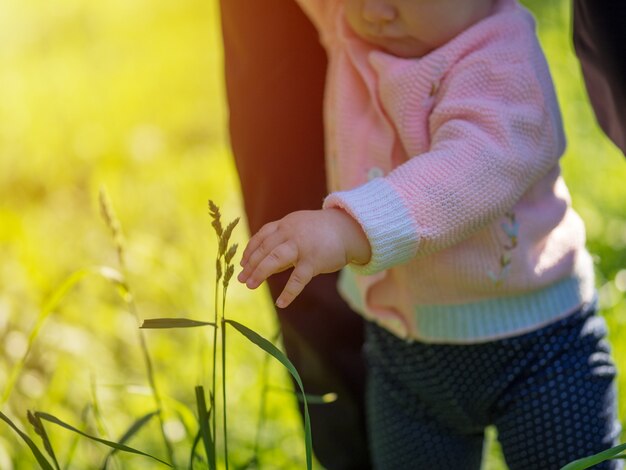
[573,0,626,156]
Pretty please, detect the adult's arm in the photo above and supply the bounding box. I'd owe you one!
[573,0,626,155]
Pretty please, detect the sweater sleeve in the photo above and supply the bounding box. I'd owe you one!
[324,47,566,275]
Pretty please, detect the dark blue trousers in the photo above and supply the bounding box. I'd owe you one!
[365,303,622,469]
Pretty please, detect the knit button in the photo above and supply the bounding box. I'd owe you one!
[367,166,384,181]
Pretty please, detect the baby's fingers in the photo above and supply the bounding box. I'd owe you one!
[243,241,298,289]
[276,263,314,308]
[239,230,284,284]
[240,222,277,266]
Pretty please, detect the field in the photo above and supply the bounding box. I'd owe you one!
[0,0,625,468]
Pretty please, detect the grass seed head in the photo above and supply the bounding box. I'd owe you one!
[223,264,234,289]
[208,200,223,237]
[219,236,227,257]
[225,244,238,265]
[99,187,126,269]
[208,199,221,218]
[216,258,223,281]
[222,218,239,243]
[27,411,41,436]
[219,218,239,256]
[211,219,223,239]
[99,188,121,238]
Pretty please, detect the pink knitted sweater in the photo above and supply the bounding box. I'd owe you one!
[297,0,595,342]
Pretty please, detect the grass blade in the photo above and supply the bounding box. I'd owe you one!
[90,375,112,443]
[141,318,217,329]
[188,430,202,470]
[561,443,626,470]
[195,386,216,470]
[117,386,198,440]
[296,392,337,405]
[1,267,115,404]
[0,411,54,470]
[225,320,313,470]
[63,405,91,470]
[221,319,229,470]
[27,411,61,470]
[101,410,159,470]
[252,329,280,464]
[267,387,338,405]
[34,411,172,467]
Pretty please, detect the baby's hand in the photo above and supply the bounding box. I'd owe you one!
[238,208,371,308]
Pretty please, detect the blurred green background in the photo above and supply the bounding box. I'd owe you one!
[0,0,624,468]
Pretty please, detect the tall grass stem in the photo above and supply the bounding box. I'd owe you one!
[211,251,220,460]
[127,298,176,467]
[221,290,229,470]
[252,330,280,463]
[99,187,175,467]
[1,268,93,405]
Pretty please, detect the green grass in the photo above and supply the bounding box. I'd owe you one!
[0,0,624,468]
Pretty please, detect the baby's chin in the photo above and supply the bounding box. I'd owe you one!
[365,36,432,59]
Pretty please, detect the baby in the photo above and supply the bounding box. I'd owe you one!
[239,0,621,468]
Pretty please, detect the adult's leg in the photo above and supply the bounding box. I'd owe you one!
[573,0,626,155]
[219,1,370,468]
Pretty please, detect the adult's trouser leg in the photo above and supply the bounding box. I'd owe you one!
[219,2,371,468]
[573,0,626,155]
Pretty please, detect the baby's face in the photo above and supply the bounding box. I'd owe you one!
[344,0,495,58]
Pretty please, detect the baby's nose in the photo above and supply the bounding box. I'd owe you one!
[362,0,397,24]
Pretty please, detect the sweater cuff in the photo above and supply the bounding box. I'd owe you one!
[323,177,419,275]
